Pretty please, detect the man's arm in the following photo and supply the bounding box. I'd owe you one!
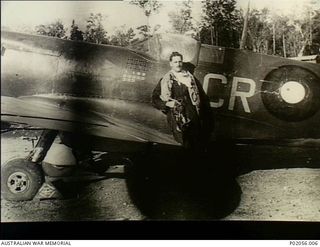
[152,79,168,113]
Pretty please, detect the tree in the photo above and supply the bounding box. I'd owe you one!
[69,20,84,41]
[109,26,136,47]
[298,8,320,55]
[168,0,194,34]
[84,13,107,44]
[136,24,150,40]
[239,1,250,49]
[311,10,320,54]
[271,13,308,57]
[246,8,273,54]
[35,20,66,38]
[129,0,162,51]
[129,0,162,35]
[290,3,320,56]
[277,16,288,57]
[201,0,242,48]
[134,24,161,41]
[130,0,162,20]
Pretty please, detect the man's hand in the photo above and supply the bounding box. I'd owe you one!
[166,100,180,108]
[165,101,175,108]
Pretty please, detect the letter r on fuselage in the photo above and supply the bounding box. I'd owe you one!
[228,77,255,113]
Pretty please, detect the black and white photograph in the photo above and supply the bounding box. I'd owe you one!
[1,0,320,236]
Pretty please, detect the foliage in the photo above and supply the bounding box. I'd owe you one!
[32,1,320,58]
[168,0,194,34]
[35,20,66,38]
[134,24,161,40]
[84,13,107,44]
[129,0,162,17]
[311,10,320,53]
[136,24,151,40]
[69,20,84,41]
[109,26,136,46]
[198,0,319,57]
[200,0,242,48]
[129,0,162,37]
[245,8,272,53]
[231,5,320,57]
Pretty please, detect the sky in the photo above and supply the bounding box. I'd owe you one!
[1,0,318,35]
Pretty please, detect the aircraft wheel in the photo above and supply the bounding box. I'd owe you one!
[261,65,320,121]
[42,162,75,177]
[1,158,44,201]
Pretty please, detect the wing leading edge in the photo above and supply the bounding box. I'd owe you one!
[1,96,177,146]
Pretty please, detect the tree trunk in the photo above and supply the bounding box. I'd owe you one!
[215,26,218,46]
[180,19,187,34]
[298,41,307,57]
[283,34,286,58]
[309,10,313,46]
[147,16,150,51]
[210,25,214,46]
[265,40,269,54]
[273,23,276,55]
[240,0,250,49]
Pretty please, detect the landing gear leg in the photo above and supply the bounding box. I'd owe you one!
[27,130,58,163]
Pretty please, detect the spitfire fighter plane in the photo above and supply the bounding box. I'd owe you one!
[1,30,320,201]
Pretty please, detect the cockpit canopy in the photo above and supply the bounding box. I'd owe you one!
[130,33,200,65]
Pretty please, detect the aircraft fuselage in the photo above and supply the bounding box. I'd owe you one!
[2,31,320,142]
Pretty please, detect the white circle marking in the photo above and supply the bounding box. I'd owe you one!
[280,81,306,104]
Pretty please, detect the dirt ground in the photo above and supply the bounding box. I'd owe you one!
[1,131,320,222]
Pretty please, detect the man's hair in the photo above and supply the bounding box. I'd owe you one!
[169,52,183,61]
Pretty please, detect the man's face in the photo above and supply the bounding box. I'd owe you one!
[170,56,183,72]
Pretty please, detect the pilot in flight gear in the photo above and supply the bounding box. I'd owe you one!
[152,51,214,151]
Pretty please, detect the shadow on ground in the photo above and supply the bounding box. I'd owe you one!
[125,144,242,220]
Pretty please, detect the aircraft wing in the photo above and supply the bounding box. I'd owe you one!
[1,96,177,146]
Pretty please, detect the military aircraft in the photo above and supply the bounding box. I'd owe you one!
[1,30,320,201]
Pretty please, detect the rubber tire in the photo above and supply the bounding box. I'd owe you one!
[1,158,44,201]
[42,162,75,177]
[261,65,320,122]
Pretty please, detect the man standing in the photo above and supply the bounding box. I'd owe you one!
[152,52,213,151]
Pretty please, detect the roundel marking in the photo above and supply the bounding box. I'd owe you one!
[261,65,320,122]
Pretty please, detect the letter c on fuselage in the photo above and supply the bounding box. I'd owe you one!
[203,73,227,108]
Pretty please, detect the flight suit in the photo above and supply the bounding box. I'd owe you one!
[152,72,214,151]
